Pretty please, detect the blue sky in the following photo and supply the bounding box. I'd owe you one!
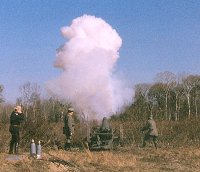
[1,0,200,103]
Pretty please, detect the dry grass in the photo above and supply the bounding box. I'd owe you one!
[2,119,200,171]
[1,146,200,172]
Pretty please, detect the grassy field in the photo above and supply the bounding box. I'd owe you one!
[1,145,200,172]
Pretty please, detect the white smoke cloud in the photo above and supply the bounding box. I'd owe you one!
[47,15,133,119]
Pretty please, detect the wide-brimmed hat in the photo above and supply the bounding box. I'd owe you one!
[68,107,74,112]
[15,106,22,113]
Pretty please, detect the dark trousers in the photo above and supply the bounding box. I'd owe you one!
[9,131,20,154]
[142,134,158,148]
[64,135,72,150]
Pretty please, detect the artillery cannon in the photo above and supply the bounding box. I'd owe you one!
[87,120,121,151]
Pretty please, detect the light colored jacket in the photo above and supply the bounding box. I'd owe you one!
[64,113,75,135]
[142,119,158,136]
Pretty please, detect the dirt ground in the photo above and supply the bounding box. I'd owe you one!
[1,146,200,172]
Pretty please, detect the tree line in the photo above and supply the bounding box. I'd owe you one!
[1,71,200,123]
[130,71,200,121]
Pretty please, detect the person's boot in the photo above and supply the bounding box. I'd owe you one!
[14,143,19,154]
[154,141,158,149]
[64,142,71,150]
[141,141,146,148]
[9,142,14,154]
[9,149,13,154]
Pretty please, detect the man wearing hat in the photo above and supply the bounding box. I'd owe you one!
[63,107,75,150]
[9,105,24,154]
[141,114,158,149]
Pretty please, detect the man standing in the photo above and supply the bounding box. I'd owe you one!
[141,115,158,149]
[63,107,75,150]
[9,105,24,154]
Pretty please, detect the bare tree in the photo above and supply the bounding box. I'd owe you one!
[135,83,151,100]
[19,82,41,120]
[189,77,200,119]
[0,85,4,103]
[155,71,176,120]
[173,83,184,121]
[194,87,200,119]
[135,83,152,116]
[182,75,200,119]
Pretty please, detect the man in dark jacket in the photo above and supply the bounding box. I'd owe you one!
[63,107,75,150]
[9,105,24,154]
[141,115,158,149]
